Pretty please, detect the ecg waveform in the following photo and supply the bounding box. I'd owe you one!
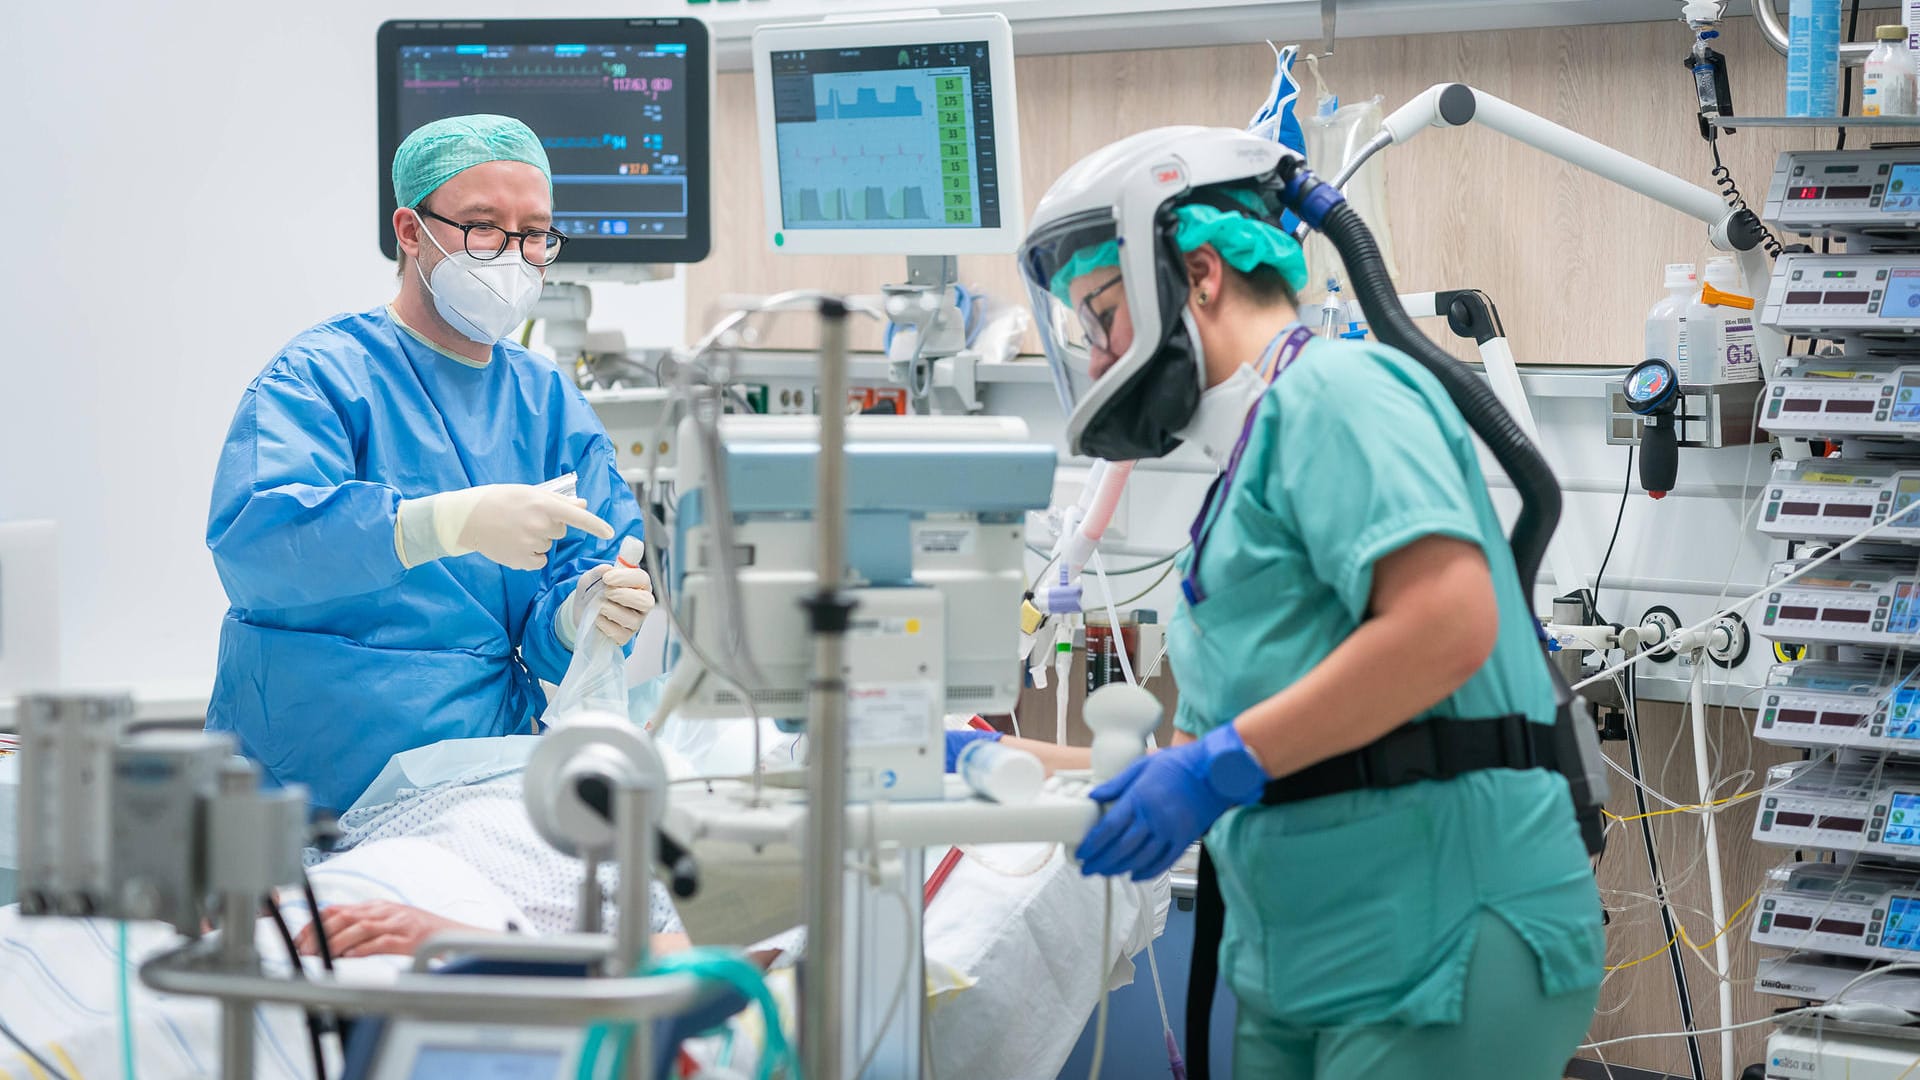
[815,85,923,120]
[405,59,628,81]
[401,61,674,97]
[791,142,927,170]
[403,75,611,92]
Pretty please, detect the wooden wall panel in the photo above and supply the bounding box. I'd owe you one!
[687,12,1916,365]
[1587,698,1804,1076]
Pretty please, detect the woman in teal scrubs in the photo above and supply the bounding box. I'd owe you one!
[1018,128,1603,1078]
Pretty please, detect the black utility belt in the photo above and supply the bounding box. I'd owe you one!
[1260,712,1558,806]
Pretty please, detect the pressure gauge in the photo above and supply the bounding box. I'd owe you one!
[1623,359,1681,498]
[1624,358,1679,415]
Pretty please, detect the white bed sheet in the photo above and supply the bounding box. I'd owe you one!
[0,837,514,1080]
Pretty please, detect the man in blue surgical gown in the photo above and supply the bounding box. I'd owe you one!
[206,114,654,814]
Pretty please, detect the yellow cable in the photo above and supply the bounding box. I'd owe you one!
[1603,790,1758,824]
[46,1046,82,1080]
[1685,892,1756,954]
[14,1055,46,1080]
[1605,893,1757,973]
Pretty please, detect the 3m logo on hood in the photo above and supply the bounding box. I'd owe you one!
[1150,162,1185,187]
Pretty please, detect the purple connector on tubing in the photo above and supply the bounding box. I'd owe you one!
[1035,581,1084,615]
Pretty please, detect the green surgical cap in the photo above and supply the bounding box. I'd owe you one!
[1049,189,1308,303]
[392,114,553,209]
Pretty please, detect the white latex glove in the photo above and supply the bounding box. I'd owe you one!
[396,484,614,571]
[560,563,656,648]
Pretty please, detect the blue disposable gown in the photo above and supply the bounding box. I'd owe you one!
[206,306,643,814]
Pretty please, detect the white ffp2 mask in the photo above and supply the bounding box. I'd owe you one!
[413,210,545,345]
[1174,362,1266,471]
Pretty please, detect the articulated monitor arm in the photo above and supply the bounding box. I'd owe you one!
[1332,82,1784,374]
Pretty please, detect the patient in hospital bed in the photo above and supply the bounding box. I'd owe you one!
[0,682,1161,1080]
[305,733,680,927]
[293,748,695,958]
[281,687,1163,1078]
[295,703,1111,962]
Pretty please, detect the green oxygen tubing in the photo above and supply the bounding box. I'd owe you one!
[576,947,797,1080]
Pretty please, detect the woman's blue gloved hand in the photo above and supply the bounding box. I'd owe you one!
[944,728,1002,772]
[1074,723,1268,881]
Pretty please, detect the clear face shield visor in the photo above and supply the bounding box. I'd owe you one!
[1017,214,1126,422]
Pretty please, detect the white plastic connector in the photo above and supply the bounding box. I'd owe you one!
[1668,627,1712,654]
[1812,1001,1917,1025]
[1681,1,1725,29]
[1083,683,1163,782]
[1667,615,1748,667]
[1544,622,1617,656]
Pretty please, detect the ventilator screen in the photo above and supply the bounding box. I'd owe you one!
[769,41,1004,232]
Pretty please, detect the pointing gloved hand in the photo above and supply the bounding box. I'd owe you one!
[397,484,615,570]
[1074,722,1269,881]
[560,563,657,648]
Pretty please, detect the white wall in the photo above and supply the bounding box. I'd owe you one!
[0,1,688,698]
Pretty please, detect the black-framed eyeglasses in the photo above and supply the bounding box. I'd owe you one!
[1075,274,1126,353]
[417,205,568,267]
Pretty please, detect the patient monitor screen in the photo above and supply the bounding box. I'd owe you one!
[770,41,1004,231]
[395,41,695,241]
[406,1046,564,1080]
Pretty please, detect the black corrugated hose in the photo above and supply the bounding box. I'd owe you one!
[1274,163,1607,857]
[1311,197,1561,593]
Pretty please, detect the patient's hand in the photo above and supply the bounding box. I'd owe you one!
[292,905,716,963]
[294,900,484,959]
[1001,734,1094,774]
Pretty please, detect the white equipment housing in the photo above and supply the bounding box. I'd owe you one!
[670,414,1054,801]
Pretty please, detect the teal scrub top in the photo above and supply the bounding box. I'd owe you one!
[1169,333,1604,1030]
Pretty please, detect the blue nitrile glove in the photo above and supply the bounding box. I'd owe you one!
[944,728,1003,772]
[1075,723,1268,881]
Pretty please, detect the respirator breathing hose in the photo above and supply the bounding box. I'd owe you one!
[1275,163,1560,593]
[1273,162,1606,859]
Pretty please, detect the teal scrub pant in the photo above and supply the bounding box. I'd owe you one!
[1232,912,1599,1080]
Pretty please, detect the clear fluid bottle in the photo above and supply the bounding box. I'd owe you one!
[1865,25,1917,117]
[1646,263,1697,375]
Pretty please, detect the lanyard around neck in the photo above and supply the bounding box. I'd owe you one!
[1180,323,1315,607]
